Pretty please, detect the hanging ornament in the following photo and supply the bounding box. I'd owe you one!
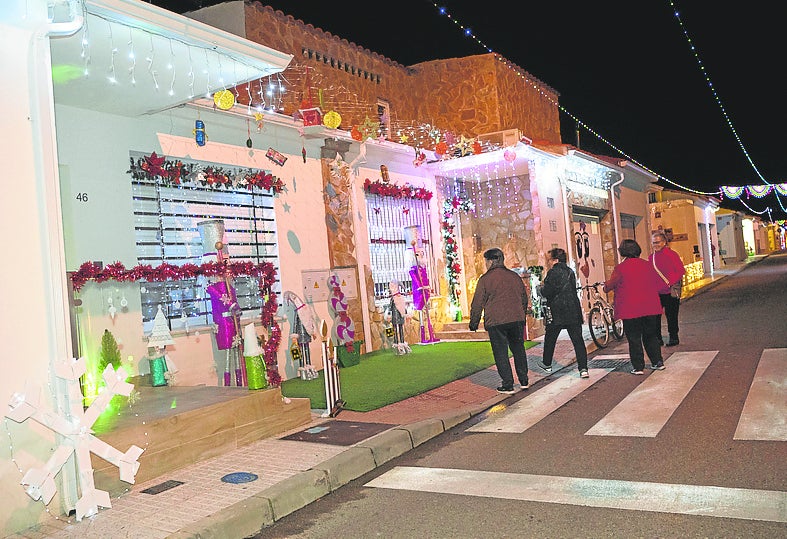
[254,112,264,132]
[435,141,448,157]
[503,149,516,162]
[120,295,128,311]
[472,139,482,154]
[107,297,116,320]
[246,119,253,148]
[323,110,342,129]
[213,89,235,110]
[194,119,207,146]
[302,145,307,163]
[351,125,363,141]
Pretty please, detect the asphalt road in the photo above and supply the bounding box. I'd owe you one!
[254,253,787,539]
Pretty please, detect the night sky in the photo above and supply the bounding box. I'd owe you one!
[145,1,785,218]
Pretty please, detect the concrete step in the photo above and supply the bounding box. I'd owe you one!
[435,320,488,341]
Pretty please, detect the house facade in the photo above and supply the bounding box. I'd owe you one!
[1,0,674,533]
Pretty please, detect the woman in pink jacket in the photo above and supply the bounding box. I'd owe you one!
[604,240,665,374]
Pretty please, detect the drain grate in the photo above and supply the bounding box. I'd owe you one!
[141,479,184,495]
[221,472,258,484]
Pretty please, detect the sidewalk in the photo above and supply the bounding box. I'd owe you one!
[9,255,767,539]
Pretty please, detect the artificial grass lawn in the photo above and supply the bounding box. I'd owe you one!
[280,340,538,412]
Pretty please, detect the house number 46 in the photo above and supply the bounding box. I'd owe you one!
[76,192,89,202]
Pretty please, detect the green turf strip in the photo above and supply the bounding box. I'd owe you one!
[281,340,538,412]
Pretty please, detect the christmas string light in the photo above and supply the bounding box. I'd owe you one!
[80,17,91,76]
[427,2,721,197]
[127,27,136,85]
[107,21,117,84]
[666,0,786,213]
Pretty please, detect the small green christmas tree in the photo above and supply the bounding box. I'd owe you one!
[99,329,122,374]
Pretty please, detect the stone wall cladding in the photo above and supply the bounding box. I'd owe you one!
[243,2,561,143]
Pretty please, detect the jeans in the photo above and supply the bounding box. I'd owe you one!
[487,321,529,388]
[542,323,588,371]
[658,293,681,341]
[622,315,663,371]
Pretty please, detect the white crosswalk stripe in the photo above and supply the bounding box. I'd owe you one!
[467,368,612,433]
[586,350,717,437]
[734,348,787,441]
[365,467,787,523]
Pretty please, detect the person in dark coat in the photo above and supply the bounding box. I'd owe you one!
[469,248,530,394]
[537,248,589,378]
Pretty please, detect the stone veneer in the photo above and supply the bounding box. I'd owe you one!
[240,1,562,145]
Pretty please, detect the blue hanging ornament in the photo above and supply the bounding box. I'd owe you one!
[194,119,207,146]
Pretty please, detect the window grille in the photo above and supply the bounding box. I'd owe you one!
[365,194,436,307]
[131,152,280,333]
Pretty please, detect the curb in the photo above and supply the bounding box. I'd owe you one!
[170,410,490,538]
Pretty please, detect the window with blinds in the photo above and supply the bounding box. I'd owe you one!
[365,193,436,307]
[131,153,281,333]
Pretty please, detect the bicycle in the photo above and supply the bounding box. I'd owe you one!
[579,282,624,348]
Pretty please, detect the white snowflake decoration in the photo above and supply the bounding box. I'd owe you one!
[5,357,144,521]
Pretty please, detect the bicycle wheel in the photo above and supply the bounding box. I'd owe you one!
[607,308,625,339]
[588,307,610,348]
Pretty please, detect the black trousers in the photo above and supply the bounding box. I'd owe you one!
[541,323,588,372]
[622,315,663,371]
[658,293,681,340]
[487,321,529,388]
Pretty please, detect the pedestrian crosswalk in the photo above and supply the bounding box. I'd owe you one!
[466,368,612,433]
[366,348,787,523]
[586,350,717,437]
[484,349,785,441]
[366,467,787,523]
[734,348,787,441]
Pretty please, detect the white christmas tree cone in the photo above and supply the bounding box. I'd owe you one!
[147,305,175,347]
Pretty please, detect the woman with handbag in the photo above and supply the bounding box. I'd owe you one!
[537,248,589,378]
[649,231,686,347]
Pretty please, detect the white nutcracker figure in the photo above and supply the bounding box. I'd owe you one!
[283,291,319,380]
[388,280,411,355]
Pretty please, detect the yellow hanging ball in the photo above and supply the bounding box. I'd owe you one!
[323,110,342,129]
[213,90,235,110]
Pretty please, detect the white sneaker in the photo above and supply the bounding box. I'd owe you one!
[580,370,589,379]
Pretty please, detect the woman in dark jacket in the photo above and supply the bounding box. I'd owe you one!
[537,248,589,378]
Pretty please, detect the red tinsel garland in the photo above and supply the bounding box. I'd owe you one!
[70,260,283,387]
[363,178,433,200]
[128,152,285,193]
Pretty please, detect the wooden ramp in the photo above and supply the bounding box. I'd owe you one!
[90,384,311,494]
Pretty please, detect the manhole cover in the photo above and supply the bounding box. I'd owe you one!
[221,472,259,484]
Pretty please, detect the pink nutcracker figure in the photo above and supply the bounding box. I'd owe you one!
[404,225,439,344]
[198,219,244,386]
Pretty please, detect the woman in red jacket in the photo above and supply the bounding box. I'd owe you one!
[604,240,665,374]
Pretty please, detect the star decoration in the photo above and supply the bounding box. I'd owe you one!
[456,135,473,156]
[282,202,291,213]
[359,116,380,141]
[399,134,410,144]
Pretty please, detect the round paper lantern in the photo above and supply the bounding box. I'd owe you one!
[435,141,448,156]
[323,110,342,129]
[351,125,363,141]
[504,149,516,162]
[213,90,235,110]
